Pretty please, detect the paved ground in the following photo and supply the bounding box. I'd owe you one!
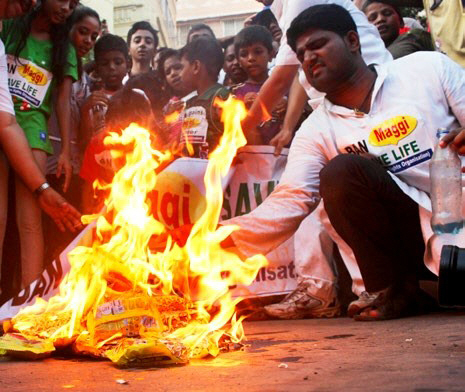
[1,312,465,392]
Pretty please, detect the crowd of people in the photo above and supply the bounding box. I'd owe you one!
[0,0,464,322]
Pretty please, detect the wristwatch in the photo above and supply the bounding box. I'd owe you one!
[33,182,51,197]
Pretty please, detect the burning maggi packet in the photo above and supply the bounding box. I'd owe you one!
[0,333,55,359]
[87,295,164,343]
[105,337,189,367]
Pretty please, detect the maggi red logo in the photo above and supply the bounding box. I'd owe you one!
[369,116,417,146]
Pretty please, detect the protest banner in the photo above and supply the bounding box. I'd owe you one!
[0,148,297,319]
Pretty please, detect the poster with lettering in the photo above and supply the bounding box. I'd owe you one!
[224,146,297,299]
[6,55,52,107]
[0,149,296,319]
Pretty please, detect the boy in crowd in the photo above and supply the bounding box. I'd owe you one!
[79,34,129,148]
[79,34,129,213]
[233,25,287,145]
[178,37,229,158]
[126,21,158,79]
[362,0,434,59]
[186,23,216,44]
[222,37,247,87]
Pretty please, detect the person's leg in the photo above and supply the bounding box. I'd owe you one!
[15,149,47,287]
[0,151,9,285]
[264,205,340,319]
[319,154,425,294]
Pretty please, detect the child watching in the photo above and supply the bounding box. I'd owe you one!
[233,25,287,145]
[126,21,158,80]
[222,37,247,87]
[79,34,129,152]
[79,87,153,214]
[79,34,129,213]
[178,37,229,158]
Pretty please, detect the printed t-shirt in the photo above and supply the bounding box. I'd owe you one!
[225,52,465,271]
[47,73,92,175]
[179,83,230,158]
[1,19,78,154]
[233,81,282,145]
[79,132,114,184]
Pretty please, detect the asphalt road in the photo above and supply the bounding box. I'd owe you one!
[1,313,464,392]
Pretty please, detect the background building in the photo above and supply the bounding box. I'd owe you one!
[176,0,262,47]
[113,0,177,47]
[81,0,177,47]
[81,0,115,32]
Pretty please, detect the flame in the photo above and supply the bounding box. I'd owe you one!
[4,96,267,364]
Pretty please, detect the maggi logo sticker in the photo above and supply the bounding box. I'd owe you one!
[182,117,201,130]
[18,64,48,86]
[369,116,417,146]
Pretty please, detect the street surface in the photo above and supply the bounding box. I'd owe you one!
[1,313,464,392]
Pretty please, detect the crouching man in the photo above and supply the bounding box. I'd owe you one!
[223,4,465,320]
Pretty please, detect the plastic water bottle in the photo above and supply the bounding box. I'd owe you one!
[430,128,463,234]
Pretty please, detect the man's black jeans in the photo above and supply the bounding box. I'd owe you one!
[319,154,430,293]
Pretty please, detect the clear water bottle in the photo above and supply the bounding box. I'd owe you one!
[430,128,463,234]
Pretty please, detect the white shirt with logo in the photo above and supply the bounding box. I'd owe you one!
[228,52,465,275]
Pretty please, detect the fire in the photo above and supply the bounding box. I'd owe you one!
[0,96,267,366]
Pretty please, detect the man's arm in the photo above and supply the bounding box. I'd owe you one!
[225,125,326,257]
[241,64,298,140]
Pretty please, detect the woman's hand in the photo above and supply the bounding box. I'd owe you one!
[38,187,82,232]
[56,151,72,192]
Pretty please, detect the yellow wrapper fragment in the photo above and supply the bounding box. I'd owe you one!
[0,333,55,359]
[105,337,189,367]
[87,294,164,344]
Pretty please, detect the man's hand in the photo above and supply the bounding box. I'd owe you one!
[38,188,82,232]
[439,127,465,153]
[438,127,465,171]
[270,127,293,156]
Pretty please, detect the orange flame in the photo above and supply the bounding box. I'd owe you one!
[6,96,267,364]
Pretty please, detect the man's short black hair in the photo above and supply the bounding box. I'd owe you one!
[186,23,216,43]
[221,36,235,51]
[180,37,224,80]
[127,21,159,48]
[287,4,358,53]
[234,25,273,56]
[361,0,404,25]
[94,34,129,61]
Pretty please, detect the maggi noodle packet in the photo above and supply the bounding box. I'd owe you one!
[0,333,55,359]
[105,337,189,367]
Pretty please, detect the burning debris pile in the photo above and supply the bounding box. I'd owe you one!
[0,98,267,367]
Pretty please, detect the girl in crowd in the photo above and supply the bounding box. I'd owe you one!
[46,5,101,206]
[0,0,79,287]
[44,5,100,261]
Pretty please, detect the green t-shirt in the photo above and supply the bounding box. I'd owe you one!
[1,19,78,153]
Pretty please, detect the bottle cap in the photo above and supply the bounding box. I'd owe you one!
[436,127,449,139]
